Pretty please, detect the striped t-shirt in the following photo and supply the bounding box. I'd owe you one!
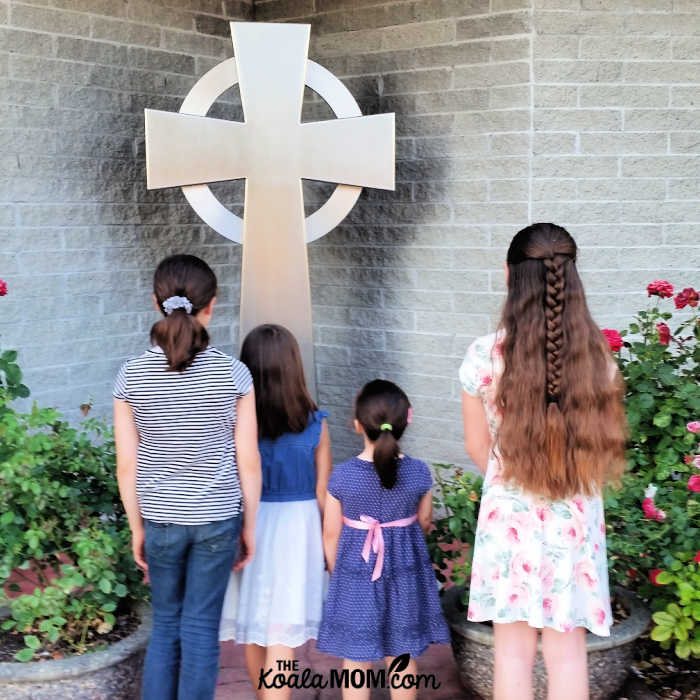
[113,345,253,525]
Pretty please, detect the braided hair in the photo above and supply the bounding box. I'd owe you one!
[494,223,627,500]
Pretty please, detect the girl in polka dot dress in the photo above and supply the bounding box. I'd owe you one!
[317,379,450,699]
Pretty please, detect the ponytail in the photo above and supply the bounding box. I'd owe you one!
[150,254,218,372]
[151,311,209,372]
[373,428,401,489]
[355,380,411,490]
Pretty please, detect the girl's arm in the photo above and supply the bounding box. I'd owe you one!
[114,399,147,571]
[417,489,433,534]
[322,492,343,574]
[234,389,262,570]
[461,390,492,473]
[314,420,332,515]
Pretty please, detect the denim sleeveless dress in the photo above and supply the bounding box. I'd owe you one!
[220,411,328,646]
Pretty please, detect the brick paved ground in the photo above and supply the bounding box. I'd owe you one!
[215,641,468,699]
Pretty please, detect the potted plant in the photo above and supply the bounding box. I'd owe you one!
[602,281,700,681]
[427,465,651,700]
[0,278,151,699]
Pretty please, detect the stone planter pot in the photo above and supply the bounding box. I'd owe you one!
[443,586,650,700]
[0,607,152,700]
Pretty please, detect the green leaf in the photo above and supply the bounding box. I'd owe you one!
[98,578,112,594]
[0,510,15,526]
[1,619,16,631]
[15,648,34,662]
[651,625,672,642]
[653,611,676,626]
[653,412,672,428]
[676,639,691,659]
[23,635,41,650]
[2,350,18,362]
[114,583,127,597]
[656,571,675,585]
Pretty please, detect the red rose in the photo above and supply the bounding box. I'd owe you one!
[602,329,623,352]
[0,279,6,296]
[675,287,699,309]
[649,569,665,586]
[647,280,674,298]
[685,455,694,464]
[688,474,700,492]
[695,551,700,564]
[642,498,657,519]
[656,322,671,346]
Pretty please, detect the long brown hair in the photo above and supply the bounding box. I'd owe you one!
[240,324,317,440]
[355,379,411,489]
[495,223,626,499]
[151,254,217,372]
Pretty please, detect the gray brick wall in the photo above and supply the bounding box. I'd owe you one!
[1,0,252,418]
[1,0,698,467]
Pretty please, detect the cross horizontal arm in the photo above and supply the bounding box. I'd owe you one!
[145,109,249,189]
[299,113,395,190]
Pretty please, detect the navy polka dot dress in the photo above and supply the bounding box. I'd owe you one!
[317,456,450,661]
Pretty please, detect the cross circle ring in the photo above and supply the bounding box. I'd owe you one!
[177,57,363,244]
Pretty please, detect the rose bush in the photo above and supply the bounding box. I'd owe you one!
[603,280,700,660]
[0,280,147,661]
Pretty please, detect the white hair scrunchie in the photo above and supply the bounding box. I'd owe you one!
[162,295,193,315]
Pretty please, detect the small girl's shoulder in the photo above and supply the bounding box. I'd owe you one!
[400,455,433,491]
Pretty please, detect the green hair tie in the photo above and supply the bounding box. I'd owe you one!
[380,423,393,432]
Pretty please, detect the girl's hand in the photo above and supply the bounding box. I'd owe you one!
[131,528,148,571]
[234,525,255,570]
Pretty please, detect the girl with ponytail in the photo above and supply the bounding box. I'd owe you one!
[114,254,261,700]
[460,223,626,700]
[317,380,450,698]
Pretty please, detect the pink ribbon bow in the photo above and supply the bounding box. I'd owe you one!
[342,513,418,582]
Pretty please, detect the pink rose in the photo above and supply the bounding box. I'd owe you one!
[602,329,623,352]
[688,474,700,492]
[647,280,674,298]
[493,342,503,356]
[656,322,671,346]
[593,608,607,627]
[0,280,6,296]
[508,584,528,607]
[542,597,555,617]
[675,287,699,309]
[561,622,573,633]
[506,527,520,544]
[695,456,700,469]
[650,569,665,586]
[539,559,555,593]
[511,553,533,579]
[655,510,667,522]
[480,374,492,387]
[575,560,598,589]
[687,421,700,434]
[642,497,657,519]
[564,521,584,546]
[535,505,552,523]
[694,551,700,564]
[486,507,500,522]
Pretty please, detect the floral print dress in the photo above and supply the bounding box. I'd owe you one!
[459,332,613,636]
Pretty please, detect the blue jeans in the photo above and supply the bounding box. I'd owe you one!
[141,515,241,700]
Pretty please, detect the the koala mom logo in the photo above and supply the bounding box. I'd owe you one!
[257,653,441,691]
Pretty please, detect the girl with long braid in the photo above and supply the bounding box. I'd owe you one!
[460,223,627,700]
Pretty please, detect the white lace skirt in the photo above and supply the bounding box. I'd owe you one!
[219,499,327,647]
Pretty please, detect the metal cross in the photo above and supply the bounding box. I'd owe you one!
[144,22,395,394]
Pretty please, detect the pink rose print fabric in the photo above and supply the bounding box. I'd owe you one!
[459,332,613,636]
